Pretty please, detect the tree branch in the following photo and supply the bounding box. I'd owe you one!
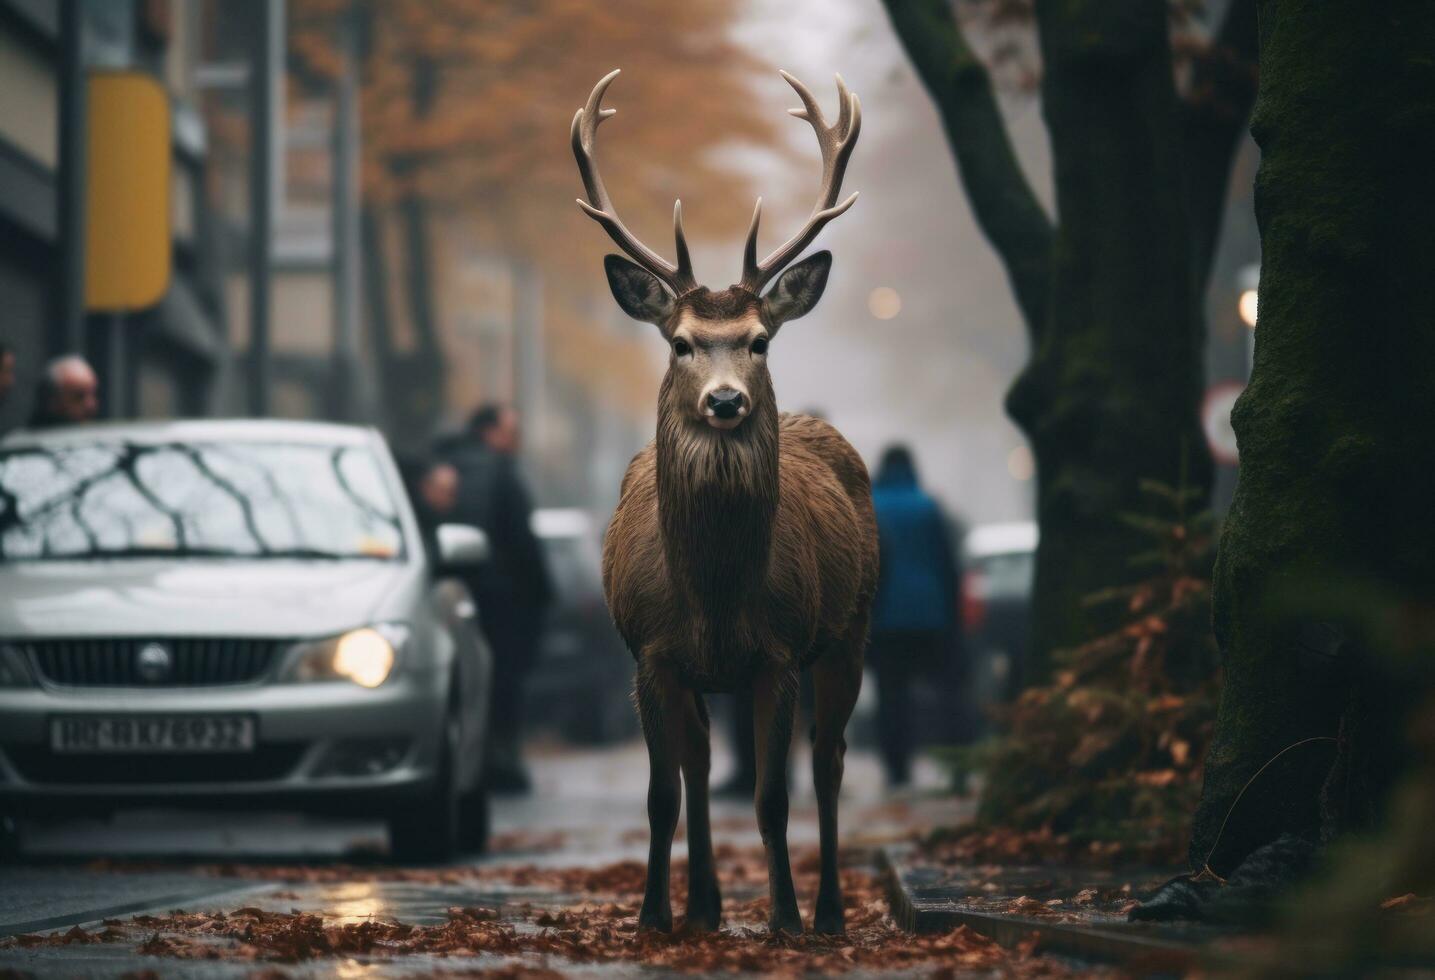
[1181,0,1259,291]
[881,0,1054,337]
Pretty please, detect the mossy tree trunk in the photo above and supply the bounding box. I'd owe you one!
[1189,0,1435,869]
[883,0,1254,676]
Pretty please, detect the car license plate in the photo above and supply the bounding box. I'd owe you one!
[50,715,256,754]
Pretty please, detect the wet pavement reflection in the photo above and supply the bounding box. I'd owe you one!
[1,739,980,977]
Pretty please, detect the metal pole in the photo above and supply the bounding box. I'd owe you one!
[56,0,87,358]
[330,2,362,421]
[248,0,283,417]
[106,313,126,418]
[512,259,544,451]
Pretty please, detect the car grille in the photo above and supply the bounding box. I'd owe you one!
[22,638,284,687]
[3,744,306,785]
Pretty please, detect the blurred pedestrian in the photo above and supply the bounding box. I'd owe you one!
[868,444,962,787]
[396,455,459,559]
[29,355,98,428]
[442,404,552,793]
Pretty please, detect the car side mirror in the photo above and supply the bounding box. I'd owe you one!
[435,523,490,569]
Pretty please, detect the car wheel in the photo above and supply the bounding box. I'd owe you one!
[388,713,459,863]
[457,781,490,854]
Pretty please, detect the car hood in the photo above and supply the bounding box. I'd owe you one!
[0,560,415,639]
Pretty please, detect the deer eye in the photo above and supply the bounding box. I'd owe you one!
[672,338,692,357]
[751,336,769,355]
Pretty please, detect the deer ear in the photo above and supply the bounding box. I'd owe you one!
[762,251,832,327]
[604,254,675,325]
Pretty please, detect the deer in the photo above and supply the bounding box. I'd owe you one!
[572,68,878,937]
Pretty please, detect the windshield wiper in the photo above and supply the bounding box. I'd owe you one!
[5,546,398,562]
[255,547,398,561]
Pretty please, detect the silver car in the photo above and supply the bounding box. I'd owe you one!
[0,419,492,861]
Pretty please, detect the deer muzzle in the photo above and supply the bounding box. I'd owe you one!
[703,387,747,428]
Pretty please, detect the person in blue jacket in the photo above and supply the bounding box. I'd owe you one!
[868,444,962,786]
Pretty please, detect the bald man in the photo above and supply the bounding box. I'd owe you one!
[30,355,99,428]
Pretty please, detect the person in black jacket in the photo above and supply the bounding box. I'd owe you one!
[442,404,553,793]
[395,454,459,561]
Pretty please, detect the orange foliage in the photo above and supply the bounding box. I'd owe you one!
[291,0,777,255]
[288,0,784,418]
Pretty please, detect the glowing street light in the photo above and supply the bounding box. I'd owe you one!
[1236,263,1260,329]
[1238,288,1258,328]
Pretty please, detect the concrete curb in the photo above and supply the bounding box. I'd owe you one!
[880,846,1210,975]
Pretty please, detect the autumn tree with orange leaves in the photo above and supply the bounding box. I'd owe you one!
[290,0,779,441]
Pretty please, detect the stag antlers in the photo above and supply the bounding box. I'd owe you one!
[573,69,861,299]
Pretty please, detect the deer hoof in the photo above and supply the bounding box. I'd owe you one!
[813,906,846,936]
[638,904,673,933]
[683,887,723,932]
[768,908,804,937]
[681,909,722,933]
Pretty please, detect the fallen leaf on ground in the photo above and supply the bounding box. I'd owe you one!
[13,846,1109,976]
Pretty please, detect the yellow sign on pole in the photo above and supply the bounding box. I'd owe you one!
[85,72,172,312]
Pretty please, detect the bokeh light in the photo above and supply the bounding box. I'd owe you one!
[1238,288,1258,328]
[1007,445,1034,482]
[867,286,902,320]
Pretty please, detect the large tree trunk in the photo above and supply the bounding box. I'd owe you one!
[883,0,1251,676]
[1189,0,1435,870]
[1010,0,1213,675]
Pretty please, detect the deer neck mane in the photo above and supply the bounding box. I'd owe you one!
[655,377,779,609]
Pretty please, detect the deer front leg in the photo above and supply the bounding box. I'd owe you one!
[680,692,722,931]
[636,659,685,932]
[752,664,802,935]
[811,643,863,934]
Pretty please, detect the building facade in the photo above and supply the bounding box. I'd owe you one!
[0,0,228,431]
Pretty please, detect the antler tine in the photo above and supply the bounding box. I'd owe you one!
[740,72,862,294]
[572,70,697,295]
[835,73,852,132]
[741,198,763,284]
[780,69,826,126]
[673,200,692,283]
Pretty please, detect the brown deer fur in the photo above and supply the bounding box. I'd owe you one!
[575,70,875,936]
[601,294,877,936]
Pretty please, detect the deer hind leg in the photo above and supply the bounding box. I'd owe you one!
[810,627,865,934]
[752,663,802,935]
[636,658,686,932]
[679,692,722,931]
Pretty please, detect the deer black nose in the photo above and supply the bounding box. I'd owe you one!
[707,388,745,419]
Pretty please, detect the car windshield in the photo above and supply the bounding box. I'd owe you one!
[0,440,406,562]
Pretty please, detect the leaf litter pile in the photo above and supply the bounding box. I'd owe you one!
[934,478,1219,868]
[5,844,1103,976]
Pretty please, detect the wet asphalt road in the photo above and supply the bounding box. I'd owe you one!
[0,739,961,977]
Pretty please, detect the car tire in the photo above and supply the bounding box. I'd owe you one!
[387,713,459,864]
[457,781,490,854]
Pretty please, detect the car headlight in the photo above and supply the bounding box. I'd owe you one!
[281,624,410,688]
[0,644,35,688]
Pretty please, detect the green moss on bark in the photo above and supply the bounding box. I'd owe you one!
[1189,0,1435,870]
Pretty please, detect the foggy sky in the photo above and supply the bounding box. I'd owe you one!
[724,0,1052,526]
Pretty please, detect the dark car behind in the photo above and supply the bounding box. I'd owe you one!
[523,509,636,745]
[962,521,1037,721]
